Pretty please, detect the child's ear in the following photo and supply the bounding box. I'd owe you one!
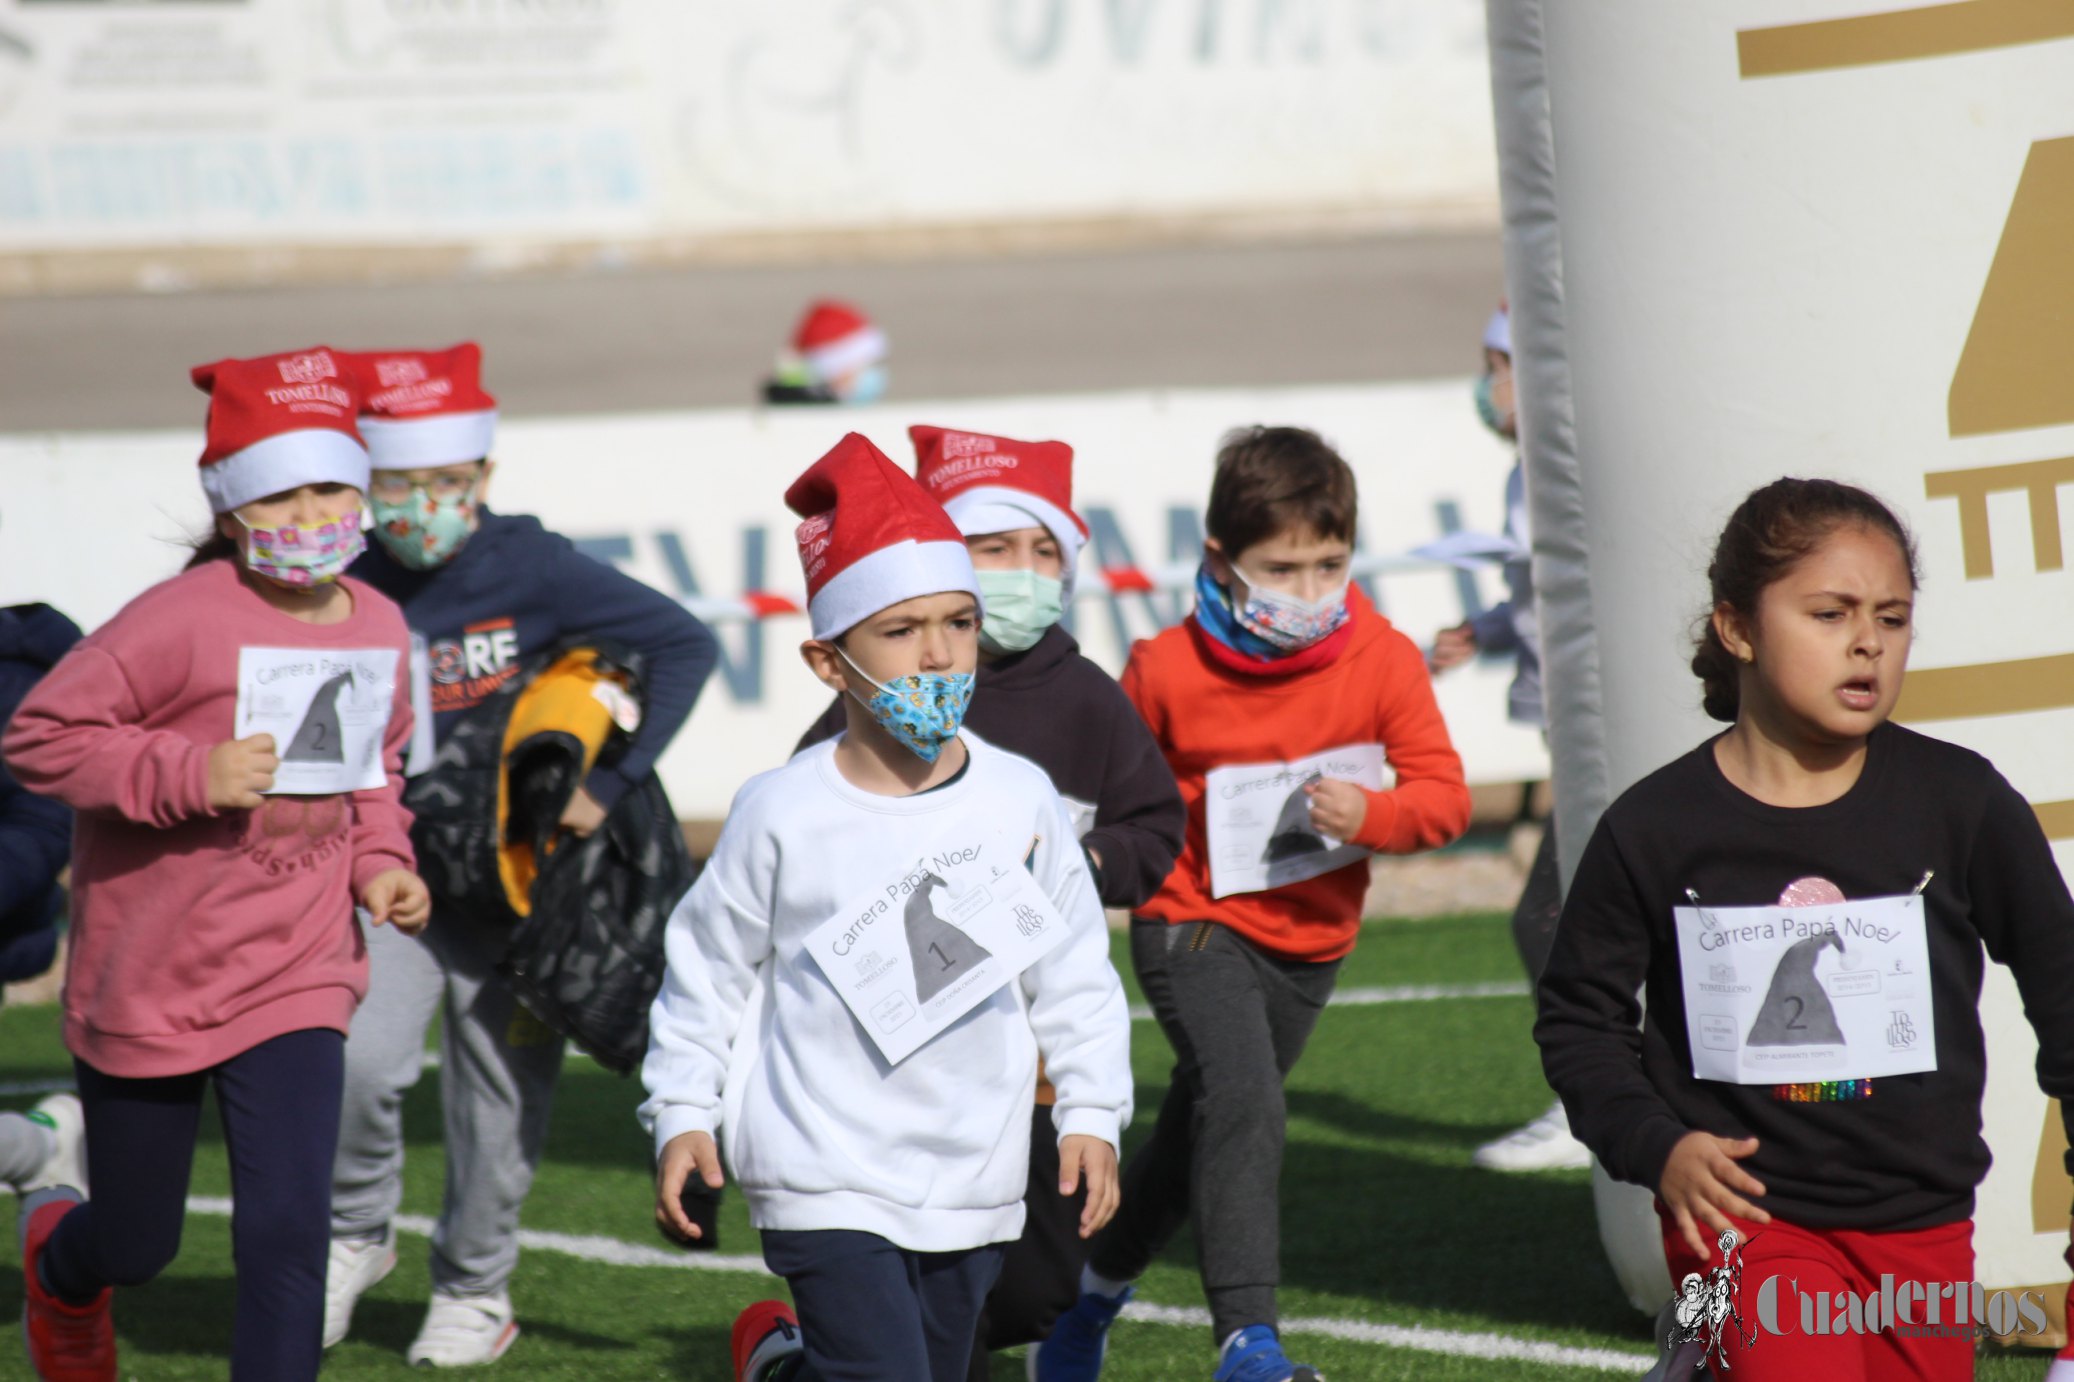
[1711,603,1755,664]
[1201,537,1232,586]
[800,639,849,695]
[217,512,241,543]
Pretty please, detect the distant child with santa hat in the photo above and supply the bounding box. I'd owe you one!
[643,433,1133,1382]
[321,343,717,1368]
[4,347,428,1382]
[795,425,1183,1380]
[763,299,890,406]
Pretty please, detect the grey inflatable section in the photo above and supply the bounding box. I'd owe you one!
[1484,0,1669,1317]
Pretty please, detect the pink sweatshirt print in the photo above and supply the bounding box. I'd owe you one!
[3,559,417,1077]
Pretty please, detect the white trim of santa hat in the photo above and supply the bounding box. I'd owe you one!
[786,432,979,641]
[909,424,1088,594]
[190,347,369,514]
[1483,302,1511,355]
[350,342,499,470]
[793,300,887,384]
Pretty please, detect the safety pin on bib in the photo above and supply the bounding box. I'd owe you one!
[1912,870,1934,896]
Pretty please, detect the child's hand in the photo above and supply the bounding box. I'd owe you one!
[656,1131,726,1244]
[1304,779,1368,840]
[1060,1134,1120,1240]
[559,786,607,839]
[1429,622,1478,672]
[207,733,278,810]
[1659,1131,1770,1260]
[362,869,432,936]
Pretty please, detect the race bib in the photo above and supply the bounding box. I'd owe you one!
[1204,743,1390,899]
[803,835,1073,1066]
[1673,892,1935,1084]
[235,647,399,795]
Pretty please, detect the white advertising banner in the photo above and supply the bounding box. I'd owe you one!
[0,0,1498,254]
[0,380,1548,819]
[1504,0,2074,1296]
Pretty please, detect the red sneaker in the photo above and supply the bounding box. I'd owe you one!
[20,1198,115,1382]
[730,1299,802,1382]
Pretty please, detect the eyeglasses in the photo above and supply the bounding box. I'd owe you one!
[369,468,480,505]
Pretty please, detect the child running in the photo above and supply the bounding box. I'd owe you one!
[5,348,429,1381]
[797,424,1185,1379]
[1044,426,1472,1382]
[322,343,717,1367]
[1536,478,2074,1380]
[642,433,1133,1382]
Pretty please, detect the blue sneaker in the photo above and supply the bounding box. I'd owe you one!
[1031,1284,1132,1381]
[1213,1326,1323,1382]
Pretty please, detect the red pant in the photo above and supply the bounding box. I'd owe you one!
[1657,1205,1976,1381]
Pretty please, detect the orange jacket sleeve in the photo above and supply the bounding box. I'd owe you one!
[1349,634,1471,855]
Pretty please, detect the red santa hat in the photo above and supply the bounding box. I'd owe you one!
[792,300,887,384]
[909,424,1088,575]
[190,347,369,514]
[786,432,979,640]
[349,343,499,470]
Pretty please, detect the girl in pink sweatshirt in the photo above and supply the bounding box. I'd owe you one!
[3,347,430,1382]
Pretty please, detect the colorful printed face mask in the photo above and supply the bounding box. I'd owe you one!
[975,568,1064,655]
[237,508,366,588]
[370,480,478,570]
[1232,564,1350,653]
[836,646,974,764]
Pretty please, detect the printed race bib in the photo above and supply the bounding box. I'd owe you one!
[1673,893,1935,1084]
[1204,743,1390,899]
[235,647,399,795]
[803,834,1072,1066]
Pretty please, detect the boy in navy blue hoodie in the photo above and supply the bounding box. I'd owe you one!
[0,602,86,1200]
[323,344,718,1367]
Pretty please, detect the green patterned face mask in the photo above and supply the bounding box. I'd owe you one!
[370,481,478,570]
[975,568,1063,655]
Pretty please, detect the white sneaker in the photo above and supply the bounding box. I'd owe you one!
[322,1229,397,1348]
[407,1290,519,1367]
[20,1093,87,1195]
[1473,1100,1593,1172]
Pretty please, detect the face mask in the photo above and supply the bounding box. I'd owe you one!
[371,482,478,570]
[1474,371,1515,439]
[1232,564,1350,653]
[975,568,1063,655]
[839,364,889,405]
[836,646,974,764]
[237,508,366,589]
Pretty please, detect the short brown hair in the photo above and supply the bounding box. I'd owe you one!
[1205,426,1357,560]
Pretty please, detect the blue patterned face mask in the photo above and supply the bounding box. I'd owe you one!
[839,365,889,405]
[1473,371,1514,438]
[837,647,974,763]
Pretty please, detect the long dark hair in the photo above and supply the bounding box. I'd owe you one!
[186,527,238,569]
[1692,478,1920,722]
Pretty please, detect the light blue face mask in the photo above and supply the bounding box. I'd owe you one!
[836,646,974,763]
[839,364,889,405]
[1473,371,1515,439]
[975,568,1064,655]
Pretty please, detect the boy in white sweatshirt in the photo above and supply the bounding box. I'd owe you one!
[640,433,1133,1382]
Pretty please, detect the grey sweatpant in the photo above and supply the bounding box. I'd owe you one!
[1088,919,1341,1342]
[330,910,566,1296]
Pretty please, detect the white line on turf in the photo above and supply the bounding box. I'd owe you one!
[184,1195,1650,1375]
[0,983,1522,1083]
[1128,979,1528,1022]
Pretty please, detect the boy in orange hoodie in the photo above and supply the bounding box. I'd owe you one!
[1037,426,1471,1382]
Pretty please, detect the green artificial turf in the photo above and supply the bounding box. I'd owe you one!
[1,913,2057,1378]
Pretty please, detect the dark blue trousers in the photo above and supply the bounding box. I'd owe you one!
[762,1228,1007,1382]
[41,1027,345,1381]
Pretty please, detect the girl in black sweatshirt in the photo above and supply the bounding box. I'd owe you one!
[1536,478,2074,1380]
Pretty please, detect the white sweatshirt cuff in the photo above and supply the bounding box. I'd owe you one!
[1052,1105,1122,1151]
[651,1104,718,1161]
